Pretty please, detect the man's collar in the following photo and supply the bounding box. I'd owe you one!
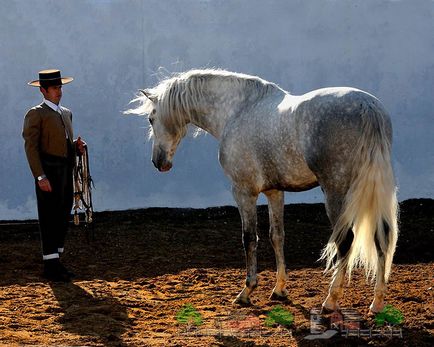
[43,98,61,112]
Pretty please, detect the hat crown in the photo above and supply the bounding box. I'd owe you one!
[28,69,73,87]
[39,69,62,81]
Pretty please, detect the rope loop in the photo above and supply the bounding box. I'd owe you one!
[73,145,94,226]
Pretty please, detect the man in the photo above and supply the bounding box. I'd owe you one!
[23,69,85,282]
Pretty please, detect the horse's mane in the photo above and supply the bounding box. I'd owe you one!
[126,69,280,136]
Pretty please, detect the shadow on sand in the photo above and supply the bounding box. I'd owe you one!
[49,281,131,346]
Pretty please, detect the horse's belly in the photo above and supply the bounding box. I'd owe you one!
[261,160,319,192]
[278,179,319,192]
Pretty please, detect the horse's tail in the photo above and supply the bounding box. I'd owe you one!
[321,101,399,282]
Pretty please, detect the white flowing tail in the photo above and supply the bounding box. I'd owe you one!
[321,105,399,282]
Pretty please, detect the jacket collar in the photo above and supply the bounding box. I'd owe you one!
[43,99,62,113]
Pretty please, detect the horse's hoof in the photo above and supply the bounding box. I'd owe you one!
[233,296,251,306]
[367,309,377,317]
[321,305,339,314]
[321,297,340,313]
[369,303,384,314]
[269,291,288,301]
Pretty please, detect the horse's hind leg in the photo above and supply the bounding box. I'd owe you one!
[321,192,353,312]
[370,223,389,313]
[232,187,259,304]
[370,254,386,313]
[322,229,353,312]
[264,190,287,299]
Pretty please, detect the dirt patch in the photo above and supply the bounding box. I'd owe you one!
[0,199,433,346]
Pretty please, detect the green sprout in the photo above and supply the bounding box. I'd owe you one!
[375,305,404,326]
[176,304,203,327]
[265,305,294,328]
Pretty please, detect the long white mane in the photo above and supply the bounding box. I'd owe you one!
[126,69,280,135]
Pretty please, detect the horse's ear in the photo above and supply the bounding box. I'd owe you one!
[139,89,156,102]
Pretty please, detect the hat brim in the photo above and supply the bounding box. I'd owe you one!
[28,77,74,87]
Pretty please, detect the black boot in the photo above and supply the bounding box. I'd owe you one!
[58,262,76,278]
[43,258,71,282]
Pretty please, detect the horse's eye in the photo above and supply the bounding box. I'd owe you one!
[151,109,156,115]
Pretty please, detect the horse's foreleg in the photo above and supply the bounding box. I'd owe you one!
[264,190,287,299]
[232,187,258,305]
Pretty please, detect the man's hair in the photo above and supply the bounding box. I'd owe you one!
[40,84,61,92]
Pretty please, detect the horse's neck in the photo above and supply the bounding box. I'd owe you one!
[188,112,223,139]
[188,79,272,139]
[189,97,235,139]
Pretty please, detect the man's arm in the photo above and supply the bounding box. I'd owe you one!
[23,109,44,178]
[22,109,52,192]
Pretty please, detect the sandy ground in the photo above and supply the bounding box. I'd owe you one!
[0,199,433,346]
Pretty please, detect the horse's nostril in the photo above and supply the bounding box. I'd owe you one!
[160,162,172,172]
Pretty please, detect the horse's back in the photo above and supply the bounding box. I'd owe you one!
[294,87,392,187]
[218,86,391,194]
[295,87,391,152]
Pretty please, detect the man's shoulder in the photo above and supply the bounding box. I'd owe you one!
[25,103,45,117]
[59,106,72,114]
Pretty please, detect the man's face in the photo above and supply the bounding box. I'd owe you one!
[40,85,62,105]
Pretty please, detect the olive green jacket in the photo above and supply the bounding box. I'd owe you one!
[22,103,74,178]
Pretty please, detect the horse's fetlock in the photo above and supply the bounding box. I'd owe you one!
[246,277,257,289]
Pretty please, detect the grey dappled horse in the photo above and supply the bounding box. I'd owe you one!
[127,69,398,313]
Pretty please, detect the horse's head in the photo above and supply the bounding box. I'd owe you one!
[140,88,187,172]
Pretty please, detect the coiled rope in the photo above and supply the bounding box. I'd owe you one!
[73,145,94,226]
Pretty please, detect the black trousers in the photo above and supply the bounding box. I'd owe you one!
[35,153,74,257]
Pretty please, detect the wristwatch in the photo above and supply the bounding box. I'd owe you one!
[37,175,46,181]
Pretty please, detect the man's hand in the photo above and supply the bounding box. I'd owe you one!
[38,178,52,192]
[75,136,87,155]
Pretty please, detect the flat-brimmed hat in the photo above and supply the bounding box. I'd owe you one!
[28,69,73,88]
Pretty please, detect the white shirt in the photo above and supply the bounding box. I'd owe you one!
[43,98,69,139]
[43,98,62,114]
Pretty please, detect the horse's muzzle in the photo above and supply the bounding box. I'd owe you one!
[152,159,172,172]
